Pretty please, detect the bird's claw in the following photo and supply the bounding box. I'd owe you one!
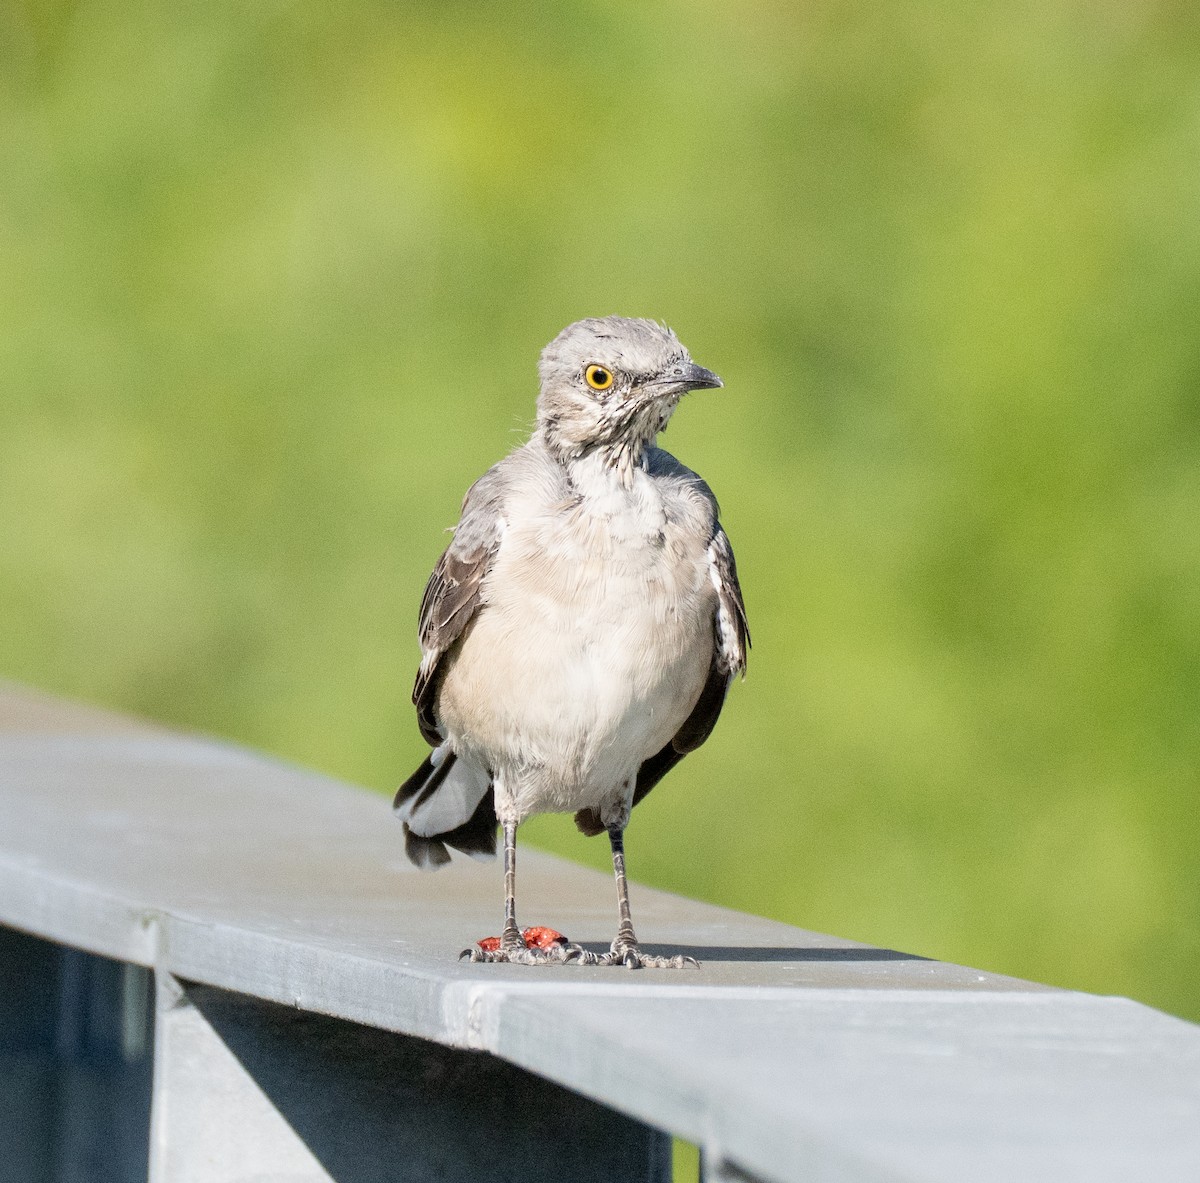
[457,926,698,969]
[460,941,587,965]
[568,942,700,970]
[459,926,588,965]
[608,949,699,970]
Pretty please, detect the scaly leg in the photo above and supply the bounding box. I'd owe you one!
[499,819,522,953]
[461,822,584,964]
[586,827,698,970]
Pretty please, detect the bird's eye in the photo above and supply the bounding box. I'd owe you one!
[585,364,614,391]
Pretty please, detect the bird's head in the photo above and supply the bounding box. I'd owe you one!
[535,317,722,471]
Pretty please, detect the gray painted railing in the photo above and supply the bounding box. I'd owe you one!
[1,681,1199,1183]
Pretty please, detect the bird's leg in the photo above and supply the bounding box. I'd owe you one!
[499,820,522,952]
[609,826,639,954]
[599,826,698,970]
[461,822,583,964]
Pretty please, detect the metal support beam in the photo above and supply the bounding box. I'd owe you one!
[0,926,153,1183]
[149,975,670,1183]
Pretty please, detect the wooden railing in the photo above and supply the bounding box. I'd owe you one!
[2,680,1199,1182]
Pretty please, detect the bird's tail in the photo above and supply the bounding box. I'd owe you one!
[393,746,497,870]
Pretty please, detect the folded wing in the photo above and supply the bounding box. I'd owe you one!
[396,468,507,867]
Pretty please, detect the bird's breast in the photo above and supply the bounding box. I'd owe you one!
[435,470,716,801]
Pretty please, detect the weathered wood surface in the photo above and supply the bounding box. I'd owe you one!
[2,680,1199,1182]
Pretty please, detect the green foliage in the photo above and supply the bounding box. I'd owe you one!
[3,0,1199,1019]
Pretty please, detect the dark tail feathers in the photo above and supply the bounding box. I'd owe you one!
[395,752,498,870]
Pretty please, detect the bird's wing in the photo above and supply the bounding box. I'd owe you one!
[412,467,506,745]
[640,447,750,675]
[576,521,749,836]
[635,525,748,792]
[707,526,750,681]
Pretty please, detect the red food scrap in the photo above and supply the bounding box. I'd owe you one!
[473,926,567,953]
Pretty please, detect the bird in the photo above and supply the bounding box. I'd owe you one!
[394,316,748,969]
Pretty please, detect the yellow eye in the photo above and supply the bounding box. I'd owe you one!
[585,364,614,391]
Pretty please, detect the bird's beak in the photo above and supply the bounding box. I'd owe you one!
[654,361,724,395]
[682,362,724,391]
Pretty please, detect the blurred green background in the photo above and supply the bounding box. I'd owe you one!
[2,0,1198,1024]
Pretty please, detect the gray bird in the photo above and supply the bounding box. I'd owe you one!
[394,316,748,969]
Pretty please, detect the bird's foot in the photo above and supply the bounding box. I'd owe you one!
[573,937,700,970]
[460,926,587,965]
